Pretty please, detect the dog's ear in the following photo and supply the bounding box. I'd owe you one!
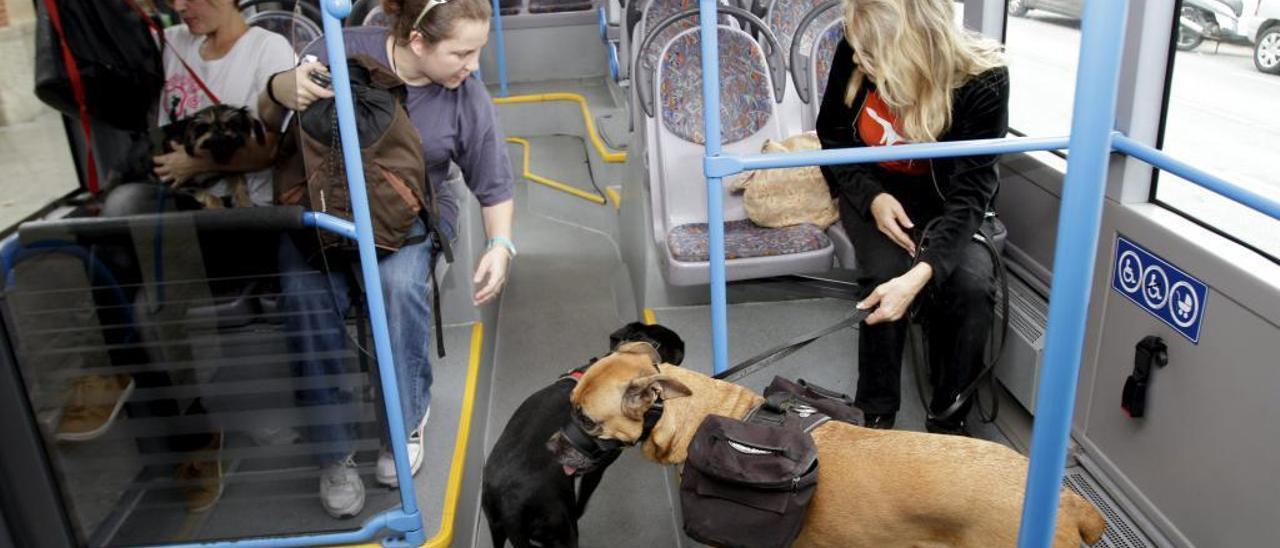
[622,374,692,420]
[615,341,661,366]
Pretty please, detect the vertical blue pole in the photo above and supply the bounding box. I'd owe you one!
[319,1,424,542]
[698,0,728,375]
[490,0,509,96]
[1018,0,1128,546]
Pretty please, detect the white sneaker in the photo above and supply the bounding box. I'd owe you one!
[376,408,427,487]
[320,455,365,519]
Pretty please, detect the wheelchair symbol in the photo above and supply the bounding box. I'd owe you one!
[1169,281,1199,328]
[1142,265,1169,310]
[1117,250,1142,293]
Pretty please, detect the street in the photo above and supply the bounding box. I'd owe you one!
[1005,12,1280,257]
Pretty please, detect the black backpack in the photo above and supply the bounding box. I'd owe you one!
[681,414,819,548]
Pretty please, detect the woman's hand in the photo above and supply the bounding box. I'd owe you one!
[869,193,916,256]
[472,245,512,306]
[858,262,933,324]
[274,61,334,112]
[153,142,211,185]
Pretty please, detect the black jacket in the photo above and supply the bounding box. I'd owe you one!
[816,38,1009,289]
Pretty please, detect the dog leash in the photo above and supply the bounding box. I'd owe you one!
[714,308,870,384]
[122,0,222,106]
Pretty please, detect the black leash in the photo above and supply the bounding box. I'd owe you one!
[909,217,1009,425]
[714,308,871,383]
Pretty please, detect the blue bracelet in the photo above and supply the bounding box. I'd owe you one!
[487,236,517,257]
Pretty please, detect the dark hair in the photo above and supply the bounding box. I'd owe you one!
[382,0,492,46]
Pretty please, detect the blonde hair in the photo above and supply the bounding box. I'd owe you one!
[842,0,1004,142]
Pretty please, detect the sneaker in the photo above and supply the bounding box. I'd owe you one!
[320,455,365,519]
[176,432,225,513]
[862,412,896,430]
[56,374,135,442]
[376,409,427,487]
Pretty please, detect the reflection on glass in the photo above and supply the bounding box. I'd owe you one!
[1159,37,1280,259]
[0,2,80,228]
[3,212,398,545]
[1004,2,1082,144]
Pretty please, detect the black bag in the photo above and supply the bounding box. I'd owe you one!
[681,415,818,548]
[34,0,164,132]
[763,376,861,425]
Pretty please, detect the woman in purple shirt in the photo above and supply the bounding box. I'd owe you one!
[258,0,514,518]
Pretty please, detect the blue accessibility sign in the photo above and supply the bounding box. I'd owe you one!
[1112,236,1208,343]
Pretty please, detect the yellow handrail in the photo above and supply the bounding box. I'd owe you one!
[493,93,628,163]
[423,322,485,548]
[507,137,608,205]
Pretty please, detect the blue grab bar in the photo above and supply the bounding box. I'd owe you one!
[491,0,509,96]
[313,1,426,545]
[1018,0,1129,545]
[705,136,1071,177]
[1113,134,1280,221]
[698,0,729,377]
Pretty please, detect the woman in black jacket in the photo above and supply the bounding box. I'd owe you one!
[816,0,1009,435]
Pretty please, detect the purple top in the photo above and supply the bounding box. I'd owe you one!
[304,27,514,231]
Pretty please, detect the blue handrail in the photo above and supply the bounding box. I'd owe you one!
[313,1,426,545]
[1113,134,1280,220]
[1018,0,1128,545]
[491,0,509,95]
[698,0,729,376]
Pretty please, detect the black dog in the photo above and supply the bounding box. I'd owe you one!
[481,323,684,548]
[112,104,265,208]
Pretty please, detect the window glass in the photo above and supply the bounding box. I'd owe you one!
[0,0,80,230]
[1156,9,1280,260]
[1003,0,1083,146]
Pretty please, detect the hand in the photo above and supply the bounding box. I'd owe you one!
[857,263,933,324]
[278,62,335,112]
[472,245,512,306]
[869,193,916,256]
[153,141,210,186]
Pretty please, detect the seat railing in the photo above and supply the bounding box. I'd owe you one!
[692,0,1280,546]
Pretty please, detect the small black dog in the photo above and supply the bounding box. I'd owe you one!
[112,104,265,208]
[481,322,684,548]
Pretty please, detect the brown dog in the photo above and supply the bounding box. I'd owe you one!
[556,343,1105,548]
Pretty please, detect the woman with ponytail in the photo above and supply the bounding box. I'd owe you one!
[259,0,514,519]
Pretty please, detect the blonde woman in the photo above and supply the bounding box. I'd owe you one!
[816,0,1008,435]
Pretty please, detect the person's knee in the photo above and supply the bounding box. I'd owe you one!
[943,264,995,309]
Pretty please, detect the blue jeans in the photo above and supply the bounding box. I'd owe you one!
[279,218,452,462]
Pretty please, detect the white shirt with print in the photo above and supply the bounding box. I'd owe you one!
[158,25,294,206]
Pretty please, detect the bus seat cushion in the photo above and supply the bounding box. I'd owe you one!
[667,220,830,262]
[767,0,822,57]
[659,29,772,145]
[813,24,842,105]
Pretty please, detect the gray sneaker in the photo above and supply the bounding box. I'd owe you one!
[320,455,365,519]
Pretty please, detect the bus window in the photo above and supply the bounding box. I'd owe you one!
[1003,0,1082,157]
[1155,8,1280,261]
[0,0,82,230]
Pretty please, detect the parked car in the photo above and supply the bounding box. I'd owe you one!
[1239,0,1280,73]
[1007,0,1083,19]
